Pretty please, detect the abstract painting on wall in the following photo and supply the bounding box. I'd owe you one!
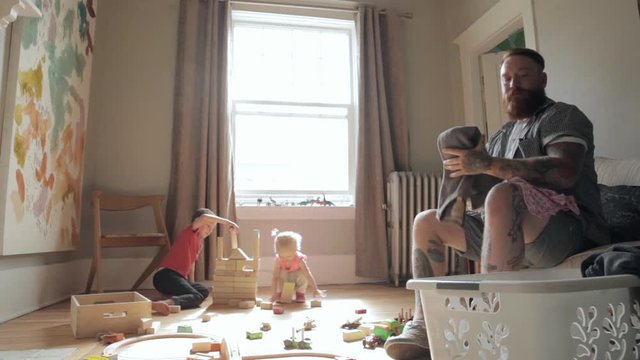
[0,0,97,255]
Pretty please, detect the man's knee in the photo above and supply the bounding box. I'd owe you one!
[413,209,438,233]
[485,182,517,215]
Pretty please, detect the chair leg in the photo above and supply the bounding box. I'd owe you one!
[85,259,96,293]
[96,247,103,293]
[131,247,169,290]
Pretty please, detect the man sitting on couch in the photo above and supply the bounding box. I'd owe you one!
[385,48,610,360]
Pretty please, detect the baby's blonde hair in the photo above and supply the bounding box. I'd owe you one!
[274,231,302,253]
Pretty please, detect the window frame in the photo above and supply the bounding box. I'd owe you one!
[229,7,359,207]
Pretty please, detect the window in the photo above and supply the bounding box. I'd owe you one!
[229,8,358,206]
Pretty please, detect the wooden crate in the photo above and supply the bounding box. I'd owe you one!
[70,291,152,338]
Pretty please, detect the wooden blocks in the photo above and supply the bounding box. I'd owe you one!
[246,330,263,340]
[310,299,322,307]
[202,313,213,322]
[238,300,256,309]
[137,318,153,335]
[342,329,366,342]
[191,341,221,353]
[260,301,273,310]
[211,230,261,306]
[169,305,181,313]
[273,306,284,314]
[177,325,193,333]
[280,282,295,303]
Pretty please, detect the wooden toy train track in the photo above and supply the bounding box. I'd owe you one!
[103,333,354,360]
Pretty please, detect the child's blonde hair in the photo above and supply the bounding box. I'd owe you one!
[273,231,302,253]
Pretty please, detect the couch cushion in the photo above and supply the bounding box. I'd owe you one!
[599,184,640,243]
[595,156,640,186]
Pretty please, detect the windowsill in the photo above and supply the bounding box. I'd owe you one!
[236,205,355,220]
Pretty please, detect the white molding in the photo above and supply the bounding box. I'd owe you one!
[0,0,42,28]
[454,0,537,128]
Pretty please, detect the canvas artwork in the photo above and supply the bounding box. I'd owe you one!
[0,0,97,255]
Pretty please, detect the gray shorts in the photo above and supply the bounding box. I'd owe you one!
[461,210,589,268]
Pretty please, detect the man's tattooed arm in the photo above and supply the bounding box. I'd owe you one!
[486,142,585,189]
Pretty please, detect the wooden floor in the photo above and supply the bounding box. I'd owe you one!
[0,283,417,360]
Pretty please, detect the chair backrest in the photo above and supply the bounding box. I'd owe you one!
[87,190,171,293]
[93,191,168,234]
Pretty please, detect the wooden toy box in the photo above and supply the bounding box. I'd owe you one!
[71,291,152,338]
[407,268,640,360]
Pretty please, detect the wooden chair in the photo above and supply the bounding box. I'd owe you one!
[85,191,171,293]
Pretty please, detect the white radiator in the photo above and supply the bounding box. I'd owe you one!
[385,172,440,287]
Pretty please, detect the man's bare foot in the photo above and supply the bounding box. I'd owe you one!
[152,299,174,316]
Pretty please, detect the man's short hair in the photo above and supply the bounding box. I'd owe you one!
[192,208,214,222]
[502,48,545,70]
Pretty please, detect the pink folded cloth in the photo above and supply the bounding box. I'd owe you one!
[508,177,580,218]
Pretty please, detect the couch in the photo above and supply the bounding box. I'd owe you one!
[556,156,640,268]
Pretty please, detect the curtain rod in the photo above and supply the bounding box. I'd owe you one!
[227,0,413,19]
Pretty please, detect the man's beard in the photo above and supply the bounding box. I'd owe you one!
[503,88,546,120]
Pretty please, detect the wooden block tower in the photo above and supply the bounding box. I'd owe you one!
[211,229,260,305]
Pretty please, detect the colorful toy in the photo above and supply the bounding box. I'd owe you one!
[362,334,384,349]
[340,317,362,330]
[310,299,322,307]
[284,327,312,350]
[260,322,272,331]
[211,230,260,305]
[273,306,284,314]
[355,308,367,314]
[372,319,403,341]
[303,318,316,331]
[98,332,125,345]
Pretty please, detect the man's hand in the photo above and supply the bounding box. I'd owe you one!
[441,134,493,177]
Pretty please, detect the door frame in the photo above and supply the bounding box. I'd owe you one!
[454,0,538,129]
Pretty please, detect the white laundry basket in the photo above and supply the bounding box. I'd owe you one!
[407,268,640,360]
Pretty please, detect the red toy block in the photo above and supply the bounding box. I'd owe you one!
[273,306,284,314]
[355,309,367,314]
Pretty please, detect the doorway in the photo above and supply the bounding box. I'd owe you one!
[454,0,537,132]
[480,28,526,135]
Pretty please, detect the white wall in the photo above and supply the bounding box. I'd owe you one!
[444,0,640,159]
[533,0,640,159]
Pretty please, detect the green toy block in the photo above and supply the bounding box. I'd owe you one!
[177,325,193,333]
[246,330,263,340]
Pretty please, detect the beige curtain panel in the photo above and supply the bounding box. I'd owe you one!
[355,6,410,278]
[166,0,237,281]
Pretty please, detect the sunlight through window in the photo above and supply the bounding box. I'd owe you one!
[230,9,357,206]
